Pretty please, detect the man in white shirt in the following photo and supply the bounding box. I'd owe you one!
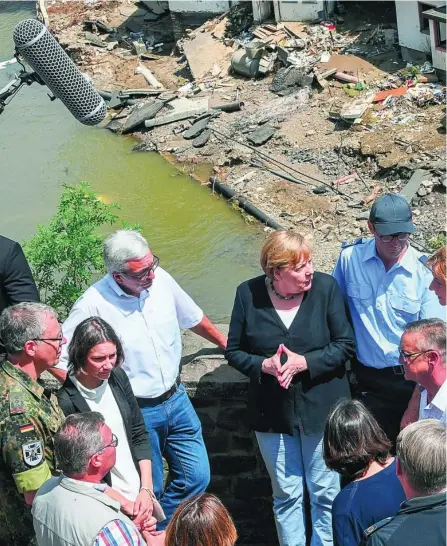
[54,230,227,527]
[32,412,161,546]
[399,319,447,425]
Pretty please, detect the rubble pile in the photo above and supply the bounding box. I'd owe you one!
[44,0,446,267]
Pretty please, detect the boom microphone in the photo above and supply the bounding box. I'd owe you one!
[13,19,107,126]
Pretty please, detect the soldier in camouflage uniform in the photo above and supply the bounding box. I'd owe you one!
[0,302,65,546]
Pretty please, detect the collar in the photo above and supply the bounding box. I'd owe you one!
[428,379,447,413]
[362,239,414,273]
[399,492,446,515]
[362,238,379,263]
[62,475,100,489]
[0,360,44,399]
[105,274,149,302]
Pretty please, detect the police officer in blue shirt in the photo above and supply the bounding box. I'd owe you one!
[333,193,444,444]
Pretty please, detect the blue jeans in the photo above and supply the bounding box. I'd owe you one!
[140,385,210,529]
[256,431,339,546]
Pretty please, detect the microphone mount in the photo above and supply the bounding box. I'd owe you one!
[0,54,45,116]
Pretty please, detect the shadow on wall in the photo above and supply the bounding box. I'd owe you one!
[182,355,277,546]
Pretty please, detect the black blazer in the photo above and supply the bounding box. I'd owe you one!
[0,236,39,315]
[57,367,152,487]
[225,272,356,435]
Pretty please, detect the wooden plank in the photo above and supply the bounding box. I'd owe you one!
[253,28,269,39]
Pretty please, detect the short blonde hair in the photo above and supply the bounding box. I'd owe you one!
[426,246,446,283]
[260,231,311,279]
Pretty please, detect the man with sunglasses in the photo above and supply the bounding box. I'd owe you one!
[0,302,66,546]
[33,412,160,546]
[333,193,444,444]
[56,230,226,528]
[399,318,446,425]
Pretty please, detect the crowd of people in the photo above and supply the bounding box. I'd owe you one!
[0,192,445,546]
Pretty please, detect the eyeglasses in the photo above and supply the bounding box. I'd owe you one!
[124,256,160,280]
[378,233,410,244]
[32,335,64,344]
[398,349,433,362]
[90,433,119,457]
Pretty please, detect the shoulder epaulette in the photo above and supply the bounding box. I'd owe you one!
[9,390,27,416]
[364,517,393,538]
[419,255,429,265]
[341,237,367,250]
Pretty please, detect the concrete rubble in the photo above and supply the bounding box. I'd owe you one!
[45,1,446,271]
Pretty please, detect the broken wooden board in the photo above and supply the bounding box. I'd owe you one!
[340,93,375,121]
[283,22,307,39]
[182,31,233,81]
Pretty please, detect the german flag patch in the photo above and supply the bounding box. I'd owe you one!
[19,423,35,434]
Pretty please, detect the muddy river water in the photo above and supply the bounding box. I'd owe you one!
[0,1,264,322]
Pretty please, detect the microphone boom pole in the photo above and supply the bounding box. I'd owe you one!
[4,18,107,126]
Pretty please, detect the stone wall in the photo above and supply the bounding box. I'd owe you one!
[180,326,276,545]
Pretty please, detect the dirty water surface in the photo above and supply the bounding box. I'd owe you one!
[0,1,263,323]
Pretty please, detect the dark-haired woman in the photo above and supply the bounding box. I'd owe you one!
[57,316,154,526]
[323,398,406,546]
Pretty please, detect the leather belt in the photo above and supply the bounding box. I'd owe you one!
[136,376,181,408]
[354,360,405,376]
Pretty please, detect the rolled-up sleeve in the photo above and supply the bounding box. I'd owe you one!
[225,288,264,382]
[303,281,356,379]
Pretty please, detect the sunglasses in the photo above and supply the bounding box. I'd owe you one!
[123,256,160,280]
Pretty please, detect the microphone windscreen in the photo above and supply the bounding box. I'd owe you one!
[13,19,107,126]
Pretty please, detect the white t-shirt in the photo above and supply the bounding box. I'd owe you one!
[72,377,141,501]
[58,269,204,398]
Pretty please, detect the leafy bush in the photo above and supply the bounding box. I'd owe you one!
[24,183,120,319]
[428,234,446,252]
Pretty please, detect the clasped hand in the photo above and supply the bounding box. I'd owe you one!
[262,344,307,389]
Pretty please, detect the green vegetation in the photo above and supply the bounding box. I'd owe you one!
[24,183,120,319]
[427,234,446,252]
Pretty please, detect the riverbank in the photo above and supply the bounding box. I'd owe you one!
[45,1,446,267]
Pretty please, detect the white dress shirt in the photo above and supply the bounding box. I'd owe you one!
[419,381,447,424]
[58,268,203,398]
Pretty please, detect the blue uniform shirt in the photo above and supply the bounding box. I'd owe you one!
[333,238,445,369]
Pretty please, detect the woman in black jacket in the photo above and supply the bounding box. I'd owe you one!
[57,316,154,527]
[225,231,356,546]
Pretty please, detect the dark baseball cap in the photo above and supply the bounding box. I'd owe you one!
[369,193,414,236]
